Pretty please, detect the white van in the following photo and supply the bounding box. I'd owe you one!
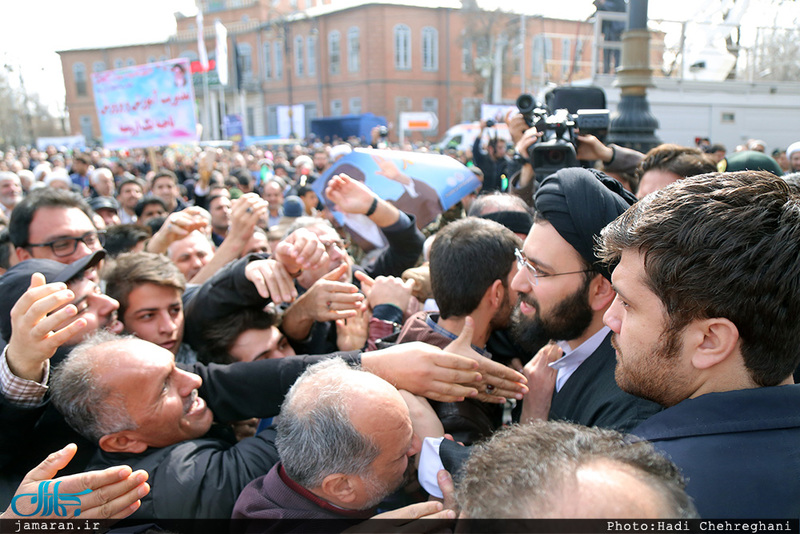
[436,122,513,153]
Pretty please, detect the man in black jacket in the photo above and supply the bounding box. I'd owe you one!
[510,167,661,432]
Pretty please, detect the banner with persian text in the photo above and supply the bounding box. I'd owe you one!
[91,59,199,149]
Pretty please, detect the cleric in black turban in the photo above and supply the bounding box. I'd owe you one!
[534,167,637,281]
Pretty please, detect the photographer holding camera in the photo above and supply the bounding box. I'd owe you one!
[506,95,644,205]
[473,119,518,193]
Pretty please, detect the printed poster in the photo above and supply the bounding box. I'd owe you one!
[92,59,199,149]
[313,148,480,247]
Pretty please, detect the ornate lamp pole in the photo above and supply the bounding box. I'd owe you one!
[606,0,661,152]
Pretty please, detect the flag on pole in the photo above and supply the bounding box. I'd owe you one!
[215,20,228,86]
[196,9,209,72]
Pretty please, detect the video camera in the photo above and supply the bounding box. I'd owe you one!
[516,86,610,179]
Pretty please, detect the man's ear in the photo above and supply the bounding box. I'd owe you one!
[485,279,506,310]
[588,275,615,311]
[98,431,148,454]
[688,318,739,370]
[319,473,358,505]
[15,246,31,262]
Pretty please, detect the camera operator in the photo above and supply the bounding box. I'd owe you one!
[473,119,518,193]
[505,112,644,205]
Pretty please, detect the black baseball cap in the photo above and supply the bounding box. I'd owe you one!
[0,250,106,342]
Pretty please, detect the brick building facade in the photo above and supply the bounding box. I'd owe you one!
[58,0,618,144]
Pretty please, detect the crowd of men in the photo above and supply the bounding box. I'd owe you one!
[1,119,799,528]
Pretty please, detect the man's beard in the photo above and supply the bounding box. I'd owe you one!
[510,277,594,352]
[360,462,413,510]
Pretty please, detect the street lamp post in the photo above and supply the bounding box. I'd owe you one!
[606,0,660,152]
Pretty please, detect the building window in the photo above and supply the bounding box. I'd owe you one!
[331,99,343,116]
[531,35,552,75]
[462,36,472,73]
[73,63,87,96]
[267,105,278,134]
[422,97,438,134]
[328,31,341,75]
[561,38,571,77]
[394,24,411,70]
[246,107,255,136]
[421,27,438,71]
[237,43,253,80]
[92,61,106,73]
[573,39,583,73]
[349,97,362,115]
[113,59,123,69]
[307,35,317,76]
[347,27,360,73]
[79,115,93,139]
[263,42,272,79]
[274,40,283,80]
[126,58,135,66]
[148,56,156,63]
[160,55,168,62]
[294,35,304,77]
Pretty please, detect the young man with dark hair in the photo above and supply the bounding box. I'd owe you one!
[117,178,144,224]
[600,170,800,517]
[8,188,103,270]
[103,224,151,257]
[198,307,294,364]
[134,197,168,225]
[151,170,187,213]
[397,217,521,443]
[103,251,195,363]
[635,144,717,198]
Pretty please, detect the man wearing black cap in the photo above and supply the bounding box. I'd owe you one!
[88,196,122,228]
[0,250,123,500]
[511,167,661,432]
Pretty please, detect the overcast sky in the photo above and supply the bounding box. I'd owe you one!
[2,0,798,114]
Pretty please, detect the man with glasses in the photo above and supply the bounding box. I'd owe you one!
[8,189,104,281]
[280,173,425,354]
[510,167,661,432]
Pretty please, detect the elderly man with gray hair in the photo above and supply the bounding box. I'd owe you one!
[233,358,454,523]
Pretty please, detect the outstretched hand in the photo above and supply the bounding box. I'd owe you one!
[2,443,149,520]
[444,317,529,404]
[325,173,376,215]
[244,259,297,304]
[6,274,91,382]
[275,227,330,274]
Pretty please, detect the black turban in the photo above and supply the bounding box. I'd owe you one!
[479,210,533,236]
[534,168,637,281]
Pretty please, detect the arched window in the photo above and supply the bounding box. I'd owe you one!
[347,27,360,73]
[394,24,411,70]
[73,63,87,96]
[328,31,341,75]
[421,27,438,71]
[113,59,123,69]
[92,61,106,73]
